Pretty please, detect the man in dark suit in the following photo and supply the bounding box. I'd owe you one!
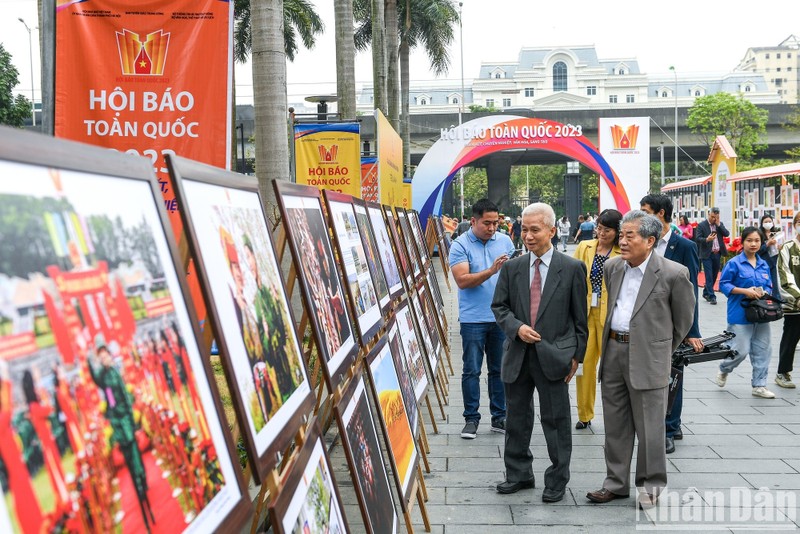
[491,202,588,503]
[694,207,729,305]
[640,194,703,455]
[586,211,694,509]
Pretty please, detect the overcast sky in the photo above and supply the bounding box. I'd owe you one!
[2,0,798,107]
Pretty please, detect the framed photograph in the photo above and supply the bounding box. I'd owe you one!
[333,373,399,534]
[386,319,419,433]
[352,198,391,314]
[268,418,349,534]
[273,181,358,390]
[365,201,404,301]
[426,263,446,313]
[323,190,384,344]
[167,155,314,482]
[0,128,250,532]
[407,210,431,267]
[365,336,420,508]
[433,216,451,259]
[781,185,793,209]
[417,282,445,363]
[793,189,799,212]
[395,208,423,281]
[409,292,438,376]
[765,186,776,209]
[383,206,414,291]
[393,301,429,404]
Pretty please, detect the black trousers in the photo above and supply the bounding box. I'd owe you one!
[778,314,800,374]
[503,346,572,491]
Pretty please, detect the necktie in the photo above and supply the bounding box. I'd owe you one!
[530,258,542,325]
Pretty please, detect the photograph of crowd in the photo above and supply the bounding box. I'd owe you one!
[0,160,243,533]
[325,195,382,342]
[275,186,357,385]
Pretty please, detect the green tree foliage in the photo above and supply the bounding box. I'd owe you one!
[0,43,32,128]
[0,195,66,278]
[686,92,768,162]
[233,0,324,63]
[456,164,599,217]
[468,104,497,113]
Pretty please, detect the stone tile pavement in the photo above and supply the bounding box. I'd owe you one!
[332,251,800,533]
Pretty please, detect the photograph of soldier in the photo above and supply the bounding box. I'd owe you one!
[215,207,305,430]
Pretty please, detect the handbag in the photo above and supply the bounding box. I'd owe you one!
[741,294,784,323]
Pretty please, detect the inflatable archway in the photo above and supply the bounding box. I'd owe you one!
[412,115,632,224]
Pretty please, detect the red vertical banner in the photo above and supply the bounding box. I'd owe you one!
[54,0,233,324]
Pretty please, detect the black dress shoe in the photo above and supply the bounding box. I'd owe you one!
[665,436,675,454]
[496,478,535,494]
[674,428,683,440]
[586,488,629,503]
[575,420,591,429]
[542,487,566,503]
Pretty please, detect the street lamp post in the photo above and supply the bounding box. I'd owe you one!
[18,18,36,126]
[458,2,465,218]
[670,66,678,180]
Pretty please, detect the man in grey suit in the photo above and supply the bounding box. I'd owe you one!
[492,202,588,503]
[587,211,695,508]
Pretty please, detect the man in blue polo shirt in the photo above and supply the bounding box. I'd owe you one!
[450,198,515,439]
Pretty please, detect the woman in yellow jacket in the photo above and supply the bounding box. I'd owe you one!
[573,208,622,429]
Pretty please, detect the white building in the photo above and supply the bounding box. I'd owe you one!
[737,35,800,104]
[357,44,780,114]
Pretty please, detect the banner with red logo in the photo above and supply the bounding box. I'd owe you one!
[54,0,233,222]
[55,0,233,325]
[361,156,378,202]
[294,123,362,197]
[598,117,649,212]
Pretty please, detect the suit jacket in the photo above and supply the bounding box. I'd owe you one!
[492,250,588,382]
[694,219,729,259]
[598,252,695,390]
[664,232,701,339]
[573,239,621,329]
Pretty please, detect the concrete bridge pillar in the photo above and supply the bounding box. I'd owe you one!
[487,154,512,214]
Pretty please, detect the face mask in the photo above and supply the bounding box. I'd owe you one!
[762,222,774,231]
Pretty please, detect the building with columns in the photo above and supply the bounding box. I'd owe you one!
[357,43,782,114]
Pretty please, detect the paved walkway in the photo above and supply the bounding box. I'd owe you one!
[336,248,800,533]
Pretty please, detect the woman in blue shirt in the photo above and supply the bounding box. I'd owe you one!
[714,226,776,398]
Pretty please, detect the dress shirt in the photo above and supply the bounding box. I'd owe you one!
[655,231,670,257]
[530,245,555,293]
[610,251,653,332]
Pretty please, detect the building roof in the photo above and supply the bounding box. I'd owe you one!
[708,136,737,162]
[728,162,800,183]
[661,175,712,192]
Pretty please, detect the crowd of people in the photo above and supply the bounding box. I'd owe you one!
[449,196,800,509]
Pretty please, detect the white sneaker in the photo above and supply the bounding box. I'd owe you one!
[775,373,796,389]
[752,386,776,399]
[714,372,728,387]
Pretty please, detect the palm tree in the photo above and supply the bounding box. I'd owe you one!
[334,0,357,119]
[354,0,459,173]
[371,0,388,115]
[234,0,324,62]
[385,0,400,129]
[251,0,290,217]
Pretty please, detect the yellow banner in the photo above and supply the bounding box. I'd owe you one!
[376,109,404,206]
[294,123,361,197]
